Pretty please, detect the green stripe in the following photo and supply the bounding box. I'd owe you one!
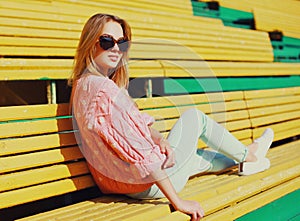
[236,189,300,221]
[272,36,300,62]
[191,1,253,29]
[164,76,300,94]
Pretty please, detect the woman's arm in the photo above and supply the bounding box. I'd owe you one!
[149,127,175,169]
[150,167,205,221]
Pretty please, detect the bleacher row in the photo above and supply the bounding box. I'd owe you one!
[193,0,300,62]
[0,0,300,220]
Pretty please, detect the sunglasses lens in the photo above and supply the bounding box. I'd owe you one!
[118,40,129,52]
[99,36,129,52]
[99,36,115,50]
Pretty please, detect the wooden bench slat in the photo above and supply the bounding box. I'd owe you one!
[0,118,73,138]
[220,119,251,132]
[0,133,76,156]
[0,36,76,48]
[203,176,300,221]
[253,7,300,39]
[0,7,86,24]
[210,110,249,123]
[136,91,244,109]
[208,0,300,15]
[0,161,89,192]
[244,87,300,99]
[252,119,300,139]
[163,61,300,77]
[0,68,71,80]
[152,117,251,134]
[0,46,76,57]
[17,195,127,221]
[246,95,300,109]
[0,103,69,121]
[1,45,272,61]
[66,203,156,221]
[0,58,164,80]
[0,175,94,209]
[0,16,83,31]
[248,102,300,118]
[24,196,144,221]
[132,29,272,48]
[250,110,300,127]
[0,146,82,173]
[2,59,300,81]
[257,127,300,142]
[143,102,247,121]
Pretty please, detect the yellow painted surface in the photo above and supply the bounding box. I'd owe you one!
[0,133,76,156]
[0,161,89,192]
[0,146,83,173]
[0,103,69,121]
[253,7,300,38]
[0,118,73,138]
[0,176,95,209]
[15,140,300,220]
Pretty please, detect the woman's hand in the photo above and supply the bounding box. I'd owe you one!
[149,127,175,169]
[159,138,175,169]
[174,199,205,221]
[152,168,205,221]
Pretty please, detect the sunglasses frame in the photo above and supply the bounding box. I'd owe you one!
[98,34,129,52]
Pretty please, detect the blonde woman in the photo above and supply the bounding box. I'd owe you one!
[70,13,274,221]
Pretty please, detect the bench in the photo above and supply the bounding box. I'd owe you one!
[200,0,300,18]
[2,57,300,106]
[1,0,273,62]
[253,7,300,39]
[0,0,279,107]
[1,87,300,220]
[1,0,300,220]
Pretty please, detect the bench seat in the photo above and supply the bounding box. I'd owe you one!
[2,58,300,81]
[1,87,300,220]
[15,140,300,221]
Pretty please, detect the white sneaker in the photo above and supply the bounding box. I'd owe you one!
[254,128,274,159]
[238,157,270,176]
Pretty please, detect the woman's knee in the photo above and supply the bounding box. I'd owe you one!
[182,108,206,124]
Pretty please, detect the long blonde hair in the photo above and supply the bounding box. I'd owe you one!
[69,13,132,89]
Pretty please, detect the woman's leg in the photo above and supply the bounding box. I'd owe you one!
[128,108,211,199]
[200,113,248,163]
[128,108,247,199]
[128,108,272,200]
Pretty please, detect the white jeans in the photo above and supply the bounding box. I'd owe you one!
[127,108,248,199]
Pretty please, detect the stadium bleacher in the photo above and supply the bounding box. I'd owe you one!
[0,0,299,220]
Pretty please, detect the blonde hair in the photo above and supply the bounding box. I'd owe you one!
[68,13,131,89]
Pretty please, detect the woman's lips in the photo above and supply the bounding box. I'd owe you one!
[108,54,119,62]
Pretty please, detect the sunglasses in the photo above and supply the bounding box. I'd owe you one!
[99,34,129,52]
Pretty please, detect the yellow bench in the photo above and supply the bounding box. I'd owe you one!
[199,0,300,38]
[1,87,300,220]
[0,0,273,61]
[200,0,300,17]
[245,87,300,142]
[1,57,300,106]
[1,0,300,219]
[253,7,300,39]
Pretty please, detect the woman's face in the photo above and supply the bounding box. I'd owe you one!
[94,21,125,76]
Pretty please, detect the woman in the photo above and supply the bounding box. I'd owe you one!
[69,13,274,221]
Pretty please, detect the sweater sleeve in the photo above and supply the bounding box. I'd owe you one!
[89,86,166,179]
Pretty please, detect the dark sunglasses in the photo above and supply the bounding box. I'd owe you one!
[99,34,129,52]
